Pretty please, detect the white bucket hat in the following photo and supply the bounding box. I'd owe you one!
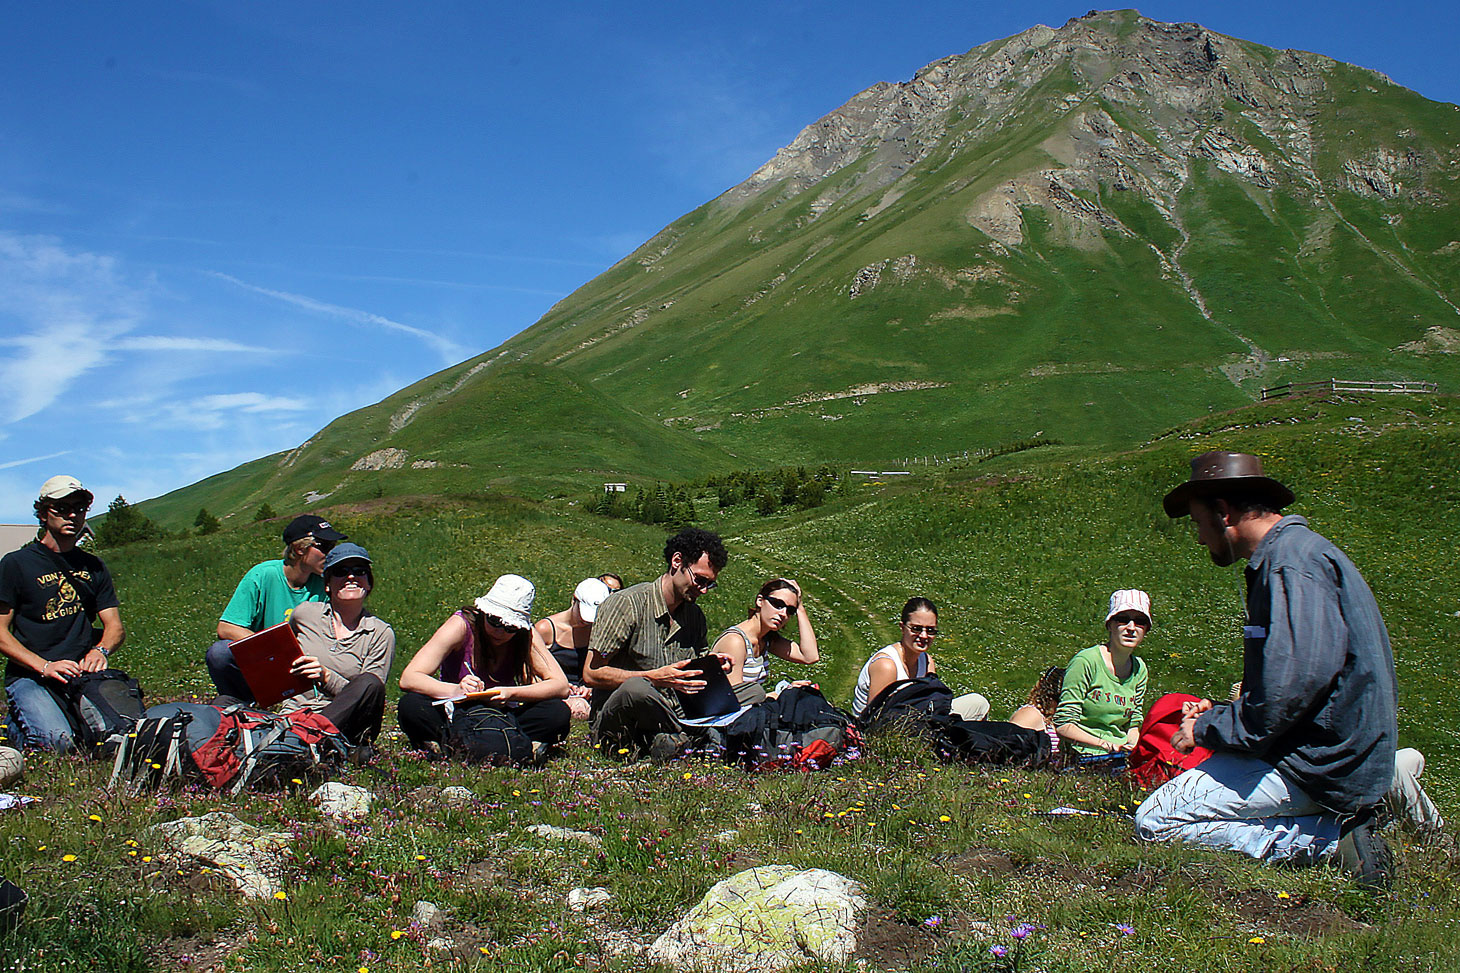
[1105,589,1153,627]
[475,574,536,630]
[573,577,613,623]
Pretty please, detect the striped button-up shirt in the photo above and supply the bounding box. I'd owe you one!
[587,577,708,676]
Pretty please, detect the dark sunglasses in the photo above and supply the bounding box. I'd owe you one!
[313,539,338,554]
[765,594,799,614]
[904,623,939,636]
[483,614,524,633]
[47,502,90,516]
[685,569,717,591]
[327,563,371,580]
[1110,612,1151,627]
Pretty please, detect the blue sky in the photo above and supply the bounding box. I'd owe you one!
[1,1,1456,522]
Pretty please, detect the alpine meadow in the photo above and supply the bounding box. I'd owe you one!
[6,9,1460,973]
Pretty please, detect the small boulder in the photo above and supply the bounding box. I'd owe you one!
[412,900,443,928]
[310,782,375,823]
[150,812,293,899]
[648,866,865,973]
[525,823,603,851]
[440,786,474,808]
[567,887,613,912]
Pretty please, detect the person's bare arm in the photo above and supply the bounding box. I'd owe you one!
[864,655,901,708]
[217,620,254,642]
[399,615,481,698]
[1056,721,1132,754]
[713,629,749,685]
[0,604,77,683]
[581,650,707,693]
[80,606,124,672]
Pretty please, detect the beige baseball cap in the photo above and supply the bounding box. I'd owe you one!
[38,475,93,504]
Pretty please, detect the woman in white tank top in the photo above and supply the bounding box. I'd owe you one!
[713,578,820,687]
[853,597,990,719]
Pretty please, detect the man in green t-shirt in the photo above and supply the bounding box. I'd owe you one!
[203,514,345,703]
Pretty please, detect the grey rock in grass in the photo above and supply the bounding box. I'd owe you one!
[412,900,443,928]
[440,786,474,808]
[648,865,865,972]
[149,812,293,899]
[525,823,603,850]
[426,937,455,951]
[567,887,613,912]
[310,782,375,822]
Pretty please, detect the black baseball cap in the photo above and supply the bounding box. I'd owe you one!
[282,514,347,544]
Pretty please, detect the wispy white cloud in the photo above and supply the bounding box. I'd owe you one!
[210,272,467,364]
[0,450,71,473]
[114,336,273,353]
[0,233,144,423]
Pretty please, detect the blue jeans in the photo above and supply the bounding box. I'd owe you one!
[5,676,75,753]
[205,639,255,703]
[1134,752,1341,865]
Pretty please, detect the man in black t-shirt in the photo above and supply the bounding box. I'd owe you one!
[0,475,125,751]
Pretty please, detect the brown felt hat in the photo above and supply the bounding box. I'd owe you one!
[1162,451,1294,518]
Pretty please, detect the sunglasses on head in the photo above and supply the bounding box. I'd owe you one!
[904,623,939,636]
[765,594,799,614]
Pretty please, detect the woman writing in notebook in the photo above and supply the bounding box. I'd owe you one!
[396,574,570,757]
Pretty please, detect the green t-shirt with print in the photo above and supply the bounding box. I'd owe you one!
[1053,644,1148,755]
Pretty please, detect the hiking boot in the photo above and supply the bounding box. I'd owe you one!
[647,731,691,762]
[1336,806,1393,891]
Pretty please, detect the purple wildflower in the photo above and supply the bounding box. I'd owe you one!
[1012,923,1036,939]
[1116,923,1135,935]
[923,915,942,930]
[989,945,1008,958]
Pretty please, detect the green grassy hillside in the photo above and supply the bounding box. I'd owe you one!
[133,12,1460,531]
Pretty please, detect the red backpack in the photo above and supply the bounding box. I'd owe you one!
[1127,693,1214,789]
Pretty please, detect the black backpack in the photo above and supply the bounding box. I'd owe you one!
[856,675,954,731]
[447,704,535,765]
[857,676,1049,769]
[700,687,859,770]
[53,669,145,758]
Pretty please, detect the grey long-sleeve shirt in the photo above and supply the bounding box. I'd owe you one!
[1194,515,1397,813]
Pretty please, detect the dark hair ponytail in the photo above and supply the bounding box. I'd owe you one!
[900,597,938,623]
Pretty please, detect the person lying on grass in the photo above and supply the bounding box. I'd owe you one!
[1009,665,1065,757]
[713,577,820,690]
[1052,590,1151,756]
[533,577,613,722]
[852,597,989,721]
[397,574,570,757]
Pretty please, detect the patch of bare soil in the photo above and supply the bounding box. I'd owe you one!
[941,846,1021,880]
[150,934,236,972]
[1217,888,1365,937]
[855,907,948,968]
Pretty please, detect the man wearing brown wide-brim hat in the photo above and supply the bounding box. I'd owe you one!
[1134,450,1399,890]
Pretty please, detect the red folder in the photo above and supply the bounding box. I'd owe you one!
[229,622,312,708]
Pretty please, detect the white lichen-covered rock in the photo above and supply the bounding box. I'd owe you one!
[648,866,865,973]
[439,785,475,808]
[310,782,375,822]
[412,900,443,928]
[525,823,603,850]
[567,887,613,912]
[149,812,293,899]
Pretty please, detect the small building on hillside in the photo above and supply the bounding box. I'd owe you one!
[0,525,37,558]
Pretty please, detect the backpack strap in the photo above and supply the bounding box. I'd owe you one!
[29,542,98,623]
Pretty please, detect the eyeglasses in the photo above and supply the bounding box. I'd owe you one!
[47,502,90,517]
[685,569,717,591]
[903,624,939,636]
[327,564,370,580]
[765,594,799,614]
